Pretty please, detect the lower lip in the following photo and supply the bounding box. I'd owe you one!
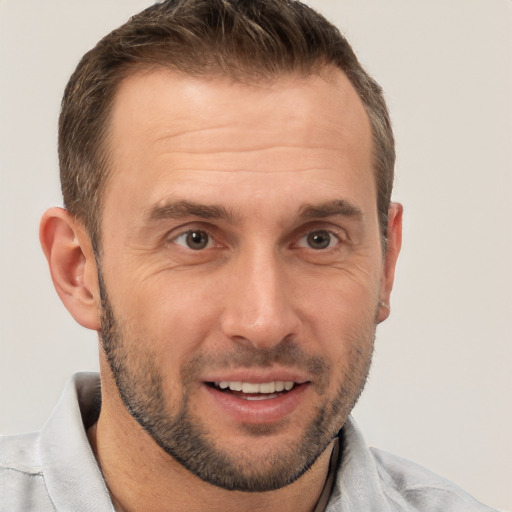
[203,383,308,424]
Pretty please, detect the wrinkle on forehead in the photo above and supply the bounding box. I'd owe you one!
[147,150,358,177]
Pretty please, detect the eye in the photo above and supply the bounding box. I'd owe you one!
[173,230,213,250]
[297,230,340,250]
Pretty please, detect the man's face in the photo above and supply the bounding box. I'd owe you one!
[97,68,394,491]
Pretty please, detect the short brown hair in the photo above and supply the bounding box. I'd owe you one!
[59,0,394,251]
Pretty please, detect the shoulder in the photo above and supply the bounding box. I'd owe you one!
[0,432,55,511]
[328,418,499,511]
[1,374,111,511]
[370,448,498,512]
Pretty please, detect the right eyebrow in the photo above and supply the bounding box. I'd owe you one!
[146,200,239,223]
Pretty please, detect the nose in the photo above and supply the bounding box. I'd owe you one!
[219,247,300,349]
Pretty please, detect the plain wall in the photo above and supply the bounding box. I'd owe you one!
[1,1,510,510]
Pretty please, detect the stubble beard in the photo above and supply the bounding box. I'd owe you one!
[98,272,376,492]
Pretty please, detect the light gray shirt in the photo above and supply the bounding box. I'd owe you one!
[0,373,498,511]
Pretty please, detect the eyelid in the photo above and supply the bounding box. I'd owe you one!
[171,230,215,250]
[292,221,348,242]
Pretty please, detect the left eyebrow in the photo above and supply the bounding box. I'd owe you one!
[297,199,363,221]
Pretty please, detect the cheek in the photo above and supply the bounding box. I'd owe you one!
[300,259,381,316]
[119,271,224,353]
[297,266,380,354]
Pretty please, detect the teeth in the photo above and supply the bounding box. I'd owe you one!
[244,394,278,401]
[259,382,275,393]
[216,381,296,394]
[242,382,259,393]
[228,381,242,391]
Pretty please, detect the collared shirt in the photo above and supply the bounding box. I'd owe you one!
[0,373,498,511]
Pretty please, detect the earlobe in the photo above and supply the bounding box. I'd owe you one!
[39,207,101,330]
[377,202,403,324]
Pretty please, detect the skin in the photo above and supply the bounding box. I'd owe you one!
[40,67,402,512]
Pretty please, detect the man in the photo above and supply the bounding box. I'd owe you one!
[0,1,499,510]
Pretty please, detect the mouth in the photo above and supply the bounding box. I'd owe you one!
[206,380,301,401]
[202,376,310,424]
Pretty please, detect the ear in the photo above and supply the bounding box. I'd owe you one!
[40,207,101,330]
[377,202,403,323]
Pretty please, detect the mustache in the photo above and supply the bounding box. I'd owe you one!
[182,340,330,387]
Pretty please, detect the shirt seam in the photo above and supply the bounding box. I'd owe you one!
[0,464,43,477]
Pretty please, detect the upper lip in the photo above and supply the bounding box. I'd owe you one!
[202,369,311,385]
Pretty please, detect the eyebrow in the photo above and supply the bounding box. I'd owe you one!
[146,198,362,225]
[297,200,363,221]
[147,200,239,223]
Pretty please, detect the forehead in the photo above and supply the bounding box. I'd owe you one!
[104,68,374,220]
[108,67,371,163]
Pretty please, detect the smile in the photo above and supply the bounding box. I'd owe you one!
[203,378,309,423]
[207,380,300,401]
[215,381,295,393]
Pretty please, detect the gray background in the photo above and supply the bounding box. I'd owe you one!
[1,1,511,510]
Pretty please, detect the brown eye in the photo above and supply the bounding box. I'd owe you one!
[300,230,337,250]
[174,230,211,250]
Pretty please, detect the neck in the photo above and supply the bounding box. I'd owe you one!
[88,369,335,512]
